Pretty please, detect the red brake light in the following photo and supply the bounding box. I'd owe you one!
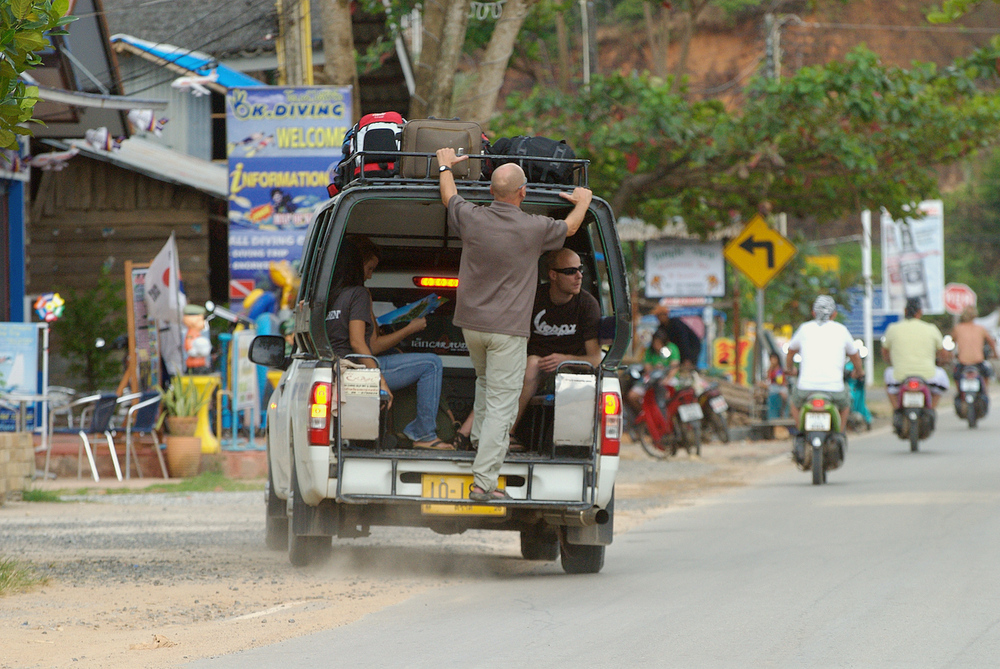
[810,398,826,409]
[413,276,459,289]
[309,381,332,445]
[907,380,921,390]
[600,391,622,456]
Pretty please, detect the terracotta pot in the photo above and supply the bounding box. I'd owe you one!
[166,415,198,437]
[165,435,202,478]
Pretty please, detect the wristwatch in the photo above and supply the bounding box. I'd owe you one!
[439,165,452,173]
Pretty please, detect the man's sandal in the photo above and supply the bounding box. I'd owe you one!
[469,485,512,502]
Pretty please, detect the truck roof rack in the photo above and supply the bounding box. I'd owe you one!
[330,149,590,196]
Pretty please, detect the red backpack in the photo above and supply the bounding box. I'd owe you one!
[329,112,405,197]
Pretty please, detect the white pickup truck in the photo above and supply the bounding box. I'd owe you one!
[249,152,632,574]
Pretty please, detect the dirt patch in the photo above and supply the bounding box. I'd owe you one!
[0,437,791,669]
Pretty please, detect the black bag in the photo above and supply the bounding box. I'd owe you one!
[487,136,577,184]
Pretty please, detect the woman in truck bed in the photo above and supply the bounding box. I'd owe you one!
[325,238,454,450]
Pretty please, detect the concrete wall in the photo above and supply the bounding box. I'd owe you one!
[0,432,34,504]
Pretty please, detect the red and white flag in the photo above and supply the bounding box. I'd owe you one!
[145,232,186,323]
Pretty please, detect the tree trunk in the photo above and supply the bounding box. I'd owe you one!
[425,0,471,118]
[555,11,570,93]
[670,0,709,94]
[461,0,535,124]
[410,0,448,118]
[319,0,360,121]
[642,2,668,79]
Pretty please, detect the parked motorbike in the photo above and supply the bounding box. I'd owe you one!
[622,365,703,458]
[792,392,846,485]
[893,376,935,452]
[954,364,989,428]
[698,383,730,443]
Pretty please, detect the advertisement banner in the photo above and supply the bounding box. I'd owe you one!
[881,200,945,315]
[226,86,352,300]
[0,323,40,431]
[645,240,726,299]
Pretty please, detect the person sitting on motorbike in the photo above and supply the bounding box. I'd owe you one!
[950,305,997,392]
[624,329,681,414]
[785,295,863,432]
[882,297,950,409]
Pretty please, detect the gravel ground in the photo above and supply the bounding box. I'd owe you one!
[0,435,793,669]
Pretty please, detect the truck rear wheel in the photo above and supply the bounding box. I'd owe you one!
[520,527,560,561]
[265,471,288,551]
[559,539,605,574]
[288,460,332,567]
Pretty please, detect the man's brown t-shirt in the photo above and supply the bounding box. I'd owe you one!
[447,195,567,338]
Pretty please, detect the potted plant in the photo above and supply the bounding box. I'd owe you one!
[156,378,211,477]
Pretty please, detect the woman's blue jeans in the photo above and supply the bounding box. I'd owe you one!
[378,352,444,443]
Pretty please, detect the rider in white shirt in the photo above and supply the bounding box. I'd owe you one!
[786,295,864,432]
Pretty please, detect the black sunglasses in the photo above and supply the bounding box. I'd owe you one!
[552,266,584,276]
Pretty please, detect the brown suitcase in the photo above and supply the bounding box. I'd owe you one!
[400,119,483,179]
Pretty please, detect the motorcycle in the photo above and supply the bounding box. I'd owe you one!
[893,376,935,452]
[954,364,989,428]
[698,383,730,443]
[792,392,846,485]
[622,365,703,458]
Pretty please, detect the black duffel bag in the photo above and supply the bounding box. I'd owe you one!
[487,136,577,185]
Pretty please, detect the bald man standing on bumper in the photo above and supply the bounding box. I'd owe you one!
[436,147,592,501]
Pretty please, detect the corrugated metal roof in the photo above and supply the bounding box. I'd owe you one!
[62,136,228,198]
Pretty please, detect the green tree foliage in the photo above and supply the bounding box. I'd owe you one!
[493,46,1000,234]
[942,153,1000,311]
[52,268,127,393]
[0,0,74,149]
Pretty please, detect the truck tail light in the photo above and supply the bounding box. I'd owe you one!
[600,391,622,456]
[309,381,332,445]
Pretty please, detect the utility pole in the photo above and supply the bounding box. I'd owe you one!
[580,0,597,85]
[276,0,314,86]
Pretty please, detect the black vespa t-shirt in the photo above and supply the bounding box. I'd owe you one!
[325,285,374,357]
[527,288,601,358]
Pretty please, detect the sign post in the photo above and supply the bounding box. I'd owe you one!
[724,214,797,386]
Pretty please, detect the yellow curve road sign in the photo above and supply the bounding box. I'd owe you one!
[724,214,797,289]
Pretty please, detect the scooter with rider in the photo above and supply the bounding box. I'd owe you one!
[786,296,863,484]
[882,298,950,451]
[949,305,996,428]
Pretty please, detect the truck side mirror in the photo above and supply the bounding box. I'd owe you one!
[249,335,288,369]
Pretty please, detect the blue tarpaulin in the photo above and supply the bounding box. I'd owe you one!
[110,34,263,89]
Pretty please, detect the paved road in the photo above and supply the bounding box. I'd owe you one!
[188,406,1000,668]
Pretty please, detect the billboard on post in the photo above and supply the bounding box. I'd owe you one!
[881,200,945,315]
[225,86,353,302]
[644,240,726,299]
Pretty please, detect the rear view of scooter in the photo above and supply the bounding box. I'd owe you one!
[793,392,846,485]
[954,364,988,428]
[894,377,935,452]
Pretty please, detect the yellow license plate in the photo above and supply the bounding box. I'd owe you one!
[421,474,507,516]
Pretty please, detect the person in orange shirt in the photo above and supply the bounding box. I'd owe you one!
[950,305,997,392]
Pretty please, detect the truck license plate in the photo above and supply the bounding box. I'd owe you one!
[709,396,728,413]
[902,391,925,408]
[960,378,981,392]
[678,402,704,423]
[804,412,832,431]
[421,475,507,516]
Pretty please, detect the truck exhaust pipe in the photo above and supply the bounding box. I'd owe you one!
[543,507,609,527]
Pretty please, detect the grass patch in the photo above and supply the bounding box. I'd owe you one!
[20,489,65,503]
[121,471,263,494]
[21,472,263,501]
[0,556,48,596]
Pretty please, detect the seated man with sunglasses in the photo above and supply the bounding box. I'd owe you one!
[456,248,603,450]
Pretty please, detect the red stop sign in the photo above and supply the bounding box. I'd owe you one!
[944,283,977,315]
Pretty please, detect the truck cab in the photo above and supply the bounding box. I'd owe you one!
[251,156,631,574]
